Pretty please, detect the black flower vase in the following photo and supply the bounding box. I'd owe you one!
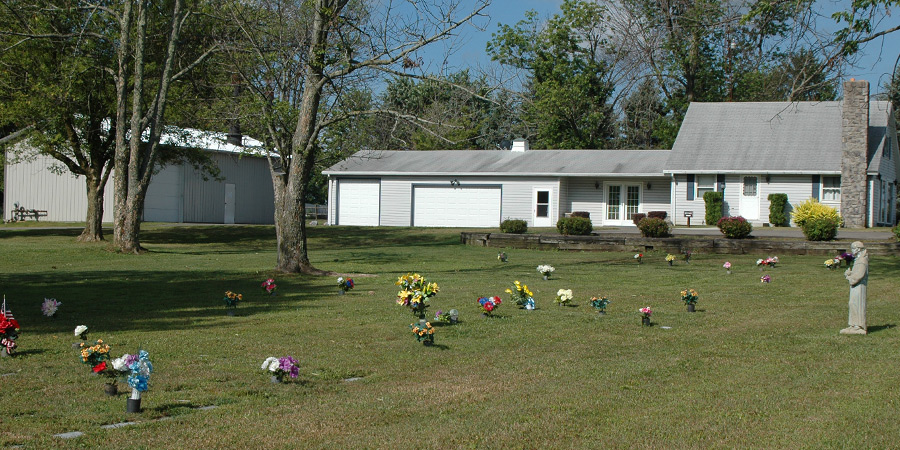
[641,316,651,326]
[687,303,695,313]
[104,383,118,396]
[127,398,141,413]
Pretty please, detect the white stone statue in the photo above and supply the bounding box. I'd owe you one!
[841,241,868,335]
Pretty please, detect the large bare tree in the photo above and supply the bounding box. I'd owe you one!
[221,0,489,274]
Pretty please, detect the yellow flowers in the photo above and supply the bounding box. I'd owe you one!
[395,273,439,316]
[409,321,435,344]
[223,291,243,307]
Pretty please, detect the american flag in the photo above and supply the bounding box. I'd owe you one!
[1,296,12,320]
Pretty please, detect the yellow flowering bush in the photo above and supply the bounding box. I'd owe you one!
[791,198,843,227]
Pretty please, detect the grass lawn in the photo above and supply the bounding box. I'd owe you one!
[0,225,898,448]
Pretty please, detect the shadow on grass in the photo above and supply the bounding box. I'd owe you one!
[4,349,45,358]
[0,228,84,239]
[867,324,896,334]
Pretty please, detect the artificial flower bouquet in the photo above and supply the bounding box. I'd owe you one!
[537,265,555,278]
[665,254,676,264]
[824,258,837,270]
[435,309,452,323]
[680,288,699,305]
[505,280,534,308]
[74,325,89,340]
[834,252,854,267]
[756,256,779,268]
[0,310,20,355]
[555,289,573,306]
[683,250,692,263]
[477,296,502,316]
[337,277,355,293]
[261,278,277,295]
[410,321,435,345]
[497,252,508,262]
[114,350,152,399]
[223,291,243,308]
[590,296,610,313]
[396,273,439,317]
[261,356,299,382]
[760,274,771,283]
[634,253,643,264]
[79,339,121,384]
[723,261,732,273]
[639,306,652,325]
[41,298,61,317]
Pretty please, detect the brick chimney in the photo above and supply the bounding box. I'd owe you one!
[841,79,869,228]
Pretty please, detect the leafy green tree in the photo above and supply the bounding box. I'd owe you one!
[488,0,616,149]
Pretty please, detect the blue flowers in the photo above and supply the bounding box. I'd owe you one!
[125,350,152,392]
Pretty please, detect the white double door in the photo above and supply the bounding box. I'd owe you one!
[605,183,641,226]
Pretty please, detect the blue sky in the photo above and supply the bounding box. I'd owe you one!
[424,0,900,96]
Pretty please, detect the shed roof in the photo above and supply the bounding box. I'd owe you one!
[323,149,672,177]
[664,101,892,174]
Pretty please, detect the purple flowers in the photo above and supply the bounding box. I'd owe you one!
[278,356,300,378]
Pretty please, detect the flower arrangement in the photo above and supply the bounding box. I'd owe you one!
[756,256,779,268]
[396,273,439,318]
[261,356,299,382]
[634,253,643,263]
[505,280,534,308]
[537,264,555,278]
[498,252,508,262]
[590,296,610,313]
[665,254,676,265]
[410,321,435,345]
[337,277,354,293]
[478,296,502,316]
[639,306,652,326]
[760,274,771,283]
[261,278,277,295]
[79,339,121,384]
[723,261,732,273]
[223,291,242,308]
[683,250,692,263]
[834,252,854,267]
[680,288,699,305]
[41,298,61,317]
[74,325,89,340]
[117,350,153,395]
[824,259,837,270]
[555,289,573,306]
[0,309,20,355]
[435,309,452,323]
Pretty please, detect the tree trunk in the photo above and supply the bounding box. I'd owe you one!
[77,174,105,242]
[273,172,329,274]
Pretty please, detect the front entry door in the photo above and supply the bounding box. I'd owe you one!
[740,176,760,220]
[605,184,641,225]
[533,188,552,227]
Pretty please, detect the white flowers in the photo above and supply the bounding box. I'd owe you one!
[112,356,129,372]
[555,289,573,305]
[41,298,61,317]
[74,325,88,338]
[537,265,555,276]
[261,356,279,373]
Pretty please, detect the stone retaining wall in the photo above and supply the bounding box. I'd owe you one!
[460,233,900,256]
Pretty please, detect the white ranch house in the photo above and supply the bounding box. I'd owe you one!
[325,80,899,229]
[4,129,275,224]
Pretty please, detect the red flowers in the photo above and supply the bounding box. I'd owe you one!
[92,362,107,373]
[477,296,501,315]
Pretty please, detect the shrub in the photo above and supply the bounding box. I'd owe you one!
[894,224,900,241]
[703,191,724,226]
[571,211,590,219]
[500,219,528,234]
[637,217,671,237]
[802,217,839,241]
[767,193,789,227]
[556,217,593,235]
[647,211,667,220]
[717,216,753,239]
[791,198,843,228]
[631,213,647,226]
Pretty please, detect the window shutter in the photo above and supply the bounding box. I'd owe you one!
[812,175,820,200]
[687,175,695,201]
[717,174,725,193]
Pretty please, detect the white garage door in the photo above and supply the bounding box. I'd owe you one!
[413,185,501,227]
[337,179,380,226]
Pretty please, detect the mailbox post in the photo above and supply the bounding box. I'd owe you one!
[684,211,693,228]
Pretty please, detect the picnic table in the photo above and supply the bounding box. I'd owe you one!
[10,206,48,222]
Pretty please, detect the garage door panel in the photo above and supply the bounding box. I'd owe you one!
[413,186,500,227]
[338,180,380,226]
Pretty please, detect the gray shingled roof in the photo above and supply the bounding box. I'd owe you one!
[665,101,892,174]
[324,149,672,176]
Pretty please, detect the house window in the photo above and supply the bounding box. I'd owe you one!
[696,175,716,199]
[822,176,841,202]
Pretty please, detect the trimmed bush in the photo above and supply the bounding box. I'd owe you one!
[500,219,528,234]
[647,211,667,220]
[717,216,753,239]
[801,217,839,241]
[571,211,591,219]
[703,191,724,226]
[791,198,843,228]
[767,193,789,227]
[637,217,671,237]
[556,217,593,235]
[631,213,647,226]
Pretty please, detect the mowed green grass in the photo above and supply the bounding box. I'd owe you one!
[0,225,898,448]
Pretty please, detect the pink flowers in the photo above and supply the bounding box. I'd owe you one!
[260,278,277,294]
[639,306,652,317]
[723,262,731,270]
[760,275,771,283]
